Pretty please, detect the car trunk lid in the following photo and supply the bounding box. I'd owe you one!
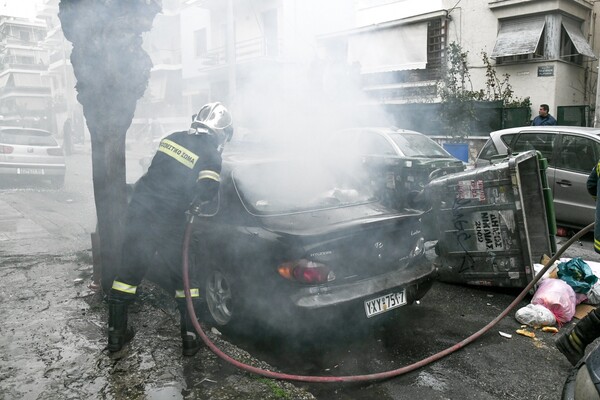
[261,205,423,281]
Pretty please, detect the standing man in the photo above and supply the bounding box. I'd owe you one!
[556,161,600,365]
[107,102,233,356]
[532,104,557,126]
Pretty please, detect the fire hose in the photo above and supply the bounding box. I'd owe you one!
[182,217,594,383]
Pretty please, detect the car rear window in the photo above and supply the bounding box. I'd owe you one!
[0,129,57,146]
[233,160,376,215]
[389,132,451,158]
[477,139,499,161]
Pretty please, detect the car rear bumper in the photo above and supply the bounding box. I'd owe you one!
[290,256,435,309]
[0,163,66,176]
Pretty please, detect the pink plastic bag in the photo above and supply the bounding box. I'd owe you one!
[531,279,576,324]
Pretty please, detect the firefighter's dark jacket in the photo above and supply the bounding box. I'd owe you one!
[587,161,600,253]
[131,130,222,224]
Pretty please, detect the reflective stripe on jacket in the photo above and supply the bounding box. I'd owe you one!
[587,161,600,253]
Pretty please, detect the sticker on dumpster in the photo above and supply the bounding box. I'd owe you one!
[474,211,505,251]
[457,180,485,201]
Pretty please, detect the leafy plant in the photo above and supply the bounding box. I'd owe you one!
[438,43,532,140]
[438,42,478,141]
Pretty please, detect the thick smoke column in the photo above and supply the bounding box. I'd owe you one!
[58,0,160,292]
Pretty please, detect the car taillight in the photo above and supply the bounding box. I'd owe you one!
[47,148,64,156]
[278,259,335,284]
[0,145,13,154]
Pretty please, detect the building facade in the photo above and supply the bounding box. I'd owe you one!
[0,16,52,131]
[179,0,355,137]
[317,0,600,134]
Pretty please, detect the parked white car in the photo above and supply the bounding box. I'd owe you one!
[0,127,66,188]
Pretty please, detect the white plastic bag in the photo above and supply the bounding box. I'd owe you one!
[515,304,556,327]
[586,282,600,305]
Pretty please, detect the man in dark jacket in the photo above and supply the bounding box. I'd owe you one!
[107,103,233,356]
[556,162,600,365]
[532,104,557,126]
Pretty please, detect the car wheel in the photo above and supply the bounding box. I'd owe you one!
[205,268,235,326]
[49,176,65,189]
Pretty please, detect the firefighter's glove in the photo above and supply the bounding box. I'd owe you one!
[188,199,218,218]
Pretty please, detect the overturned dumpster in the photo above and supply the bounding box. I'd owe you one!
[421,150,555,288]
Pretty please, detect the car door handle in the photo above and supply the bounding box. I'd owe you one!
[556,180,572,187]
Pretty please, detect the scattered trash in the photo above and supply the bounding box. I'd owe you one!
[587,282,600,305]
[210,327,222,336]
[531,278,576,323]
[558,257,598,294]
[73,278,84,284]
[499,331,512,339]
[516,329,536,338]
[556,227,568,237]
[542,327,559,334]
[515,304,556,328]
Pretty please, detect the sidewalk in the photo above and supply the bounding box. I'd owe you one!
[0,193,316,400]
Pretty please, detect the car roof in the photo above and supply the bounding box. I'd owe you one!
[490,126,600,138]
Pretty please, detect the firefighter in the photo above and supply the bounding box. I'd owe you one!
[107,103,233,356]
[556,162,600,365]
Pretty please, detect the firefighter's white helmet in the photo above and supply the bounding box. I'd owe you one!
[189,102,233,144]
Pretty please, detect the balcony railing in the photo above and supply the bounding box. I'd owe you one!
[0,62,47,72]
[0,86,51,96]
[200,36,282,67]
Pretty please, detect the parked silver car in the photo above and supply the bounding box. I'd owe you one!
[0,127,66,188]
[474,126,600,228]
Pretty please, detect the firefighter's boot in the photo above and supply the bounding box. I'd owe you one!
[176,299,203,357]
[107,298,135,352]
[556,308,600,365]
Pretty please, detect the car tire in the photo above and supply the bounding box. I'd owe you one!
[49,175,65,189]
[204,267,237,327]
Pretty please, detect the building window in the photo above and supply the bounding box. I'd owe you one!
[194,28,207,58]
[492,16,546,65]
[492,15,595,65]
[560,18,595,65]
[19,30,30,42]
[427,18,445,76]
[560,26,582,65]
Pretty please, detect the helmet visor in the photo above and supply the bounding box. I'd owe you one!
[197,103,232,130]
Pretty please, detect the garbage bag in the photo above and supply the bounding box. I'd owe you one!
[531,278,576,324]
[587,282,600,305]
[557,257,598,294]
[515,304,556,328]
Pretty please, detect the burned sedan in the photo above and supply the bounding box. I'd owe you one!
[189,156,434,334]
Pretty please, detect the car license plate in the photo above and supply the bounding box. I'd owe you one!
[364,290,406,318]
[17,168,45,175]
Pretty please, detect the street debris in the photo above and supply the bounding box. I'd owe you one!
[516,329,536,339]
[541,327,559,334]
[498,331,512,339]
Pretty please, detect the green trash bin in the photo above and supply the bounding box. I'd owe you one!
[422,150,554,288]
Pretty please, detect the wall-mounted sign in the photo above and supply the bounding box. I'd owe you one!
[537,66,554,77]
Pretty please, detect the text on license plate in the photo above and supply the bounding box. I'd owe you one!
[364,290,406,318]
[17,168,45,175]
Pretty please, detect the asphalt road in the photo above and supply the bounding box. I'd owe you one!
[1,143,598,399]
